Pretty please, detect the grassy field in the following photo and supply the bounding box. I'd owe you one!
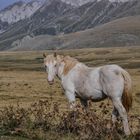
[0,47,140,139]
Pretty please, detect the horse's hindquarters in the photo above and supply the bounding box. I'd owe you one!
[99,65,124,98]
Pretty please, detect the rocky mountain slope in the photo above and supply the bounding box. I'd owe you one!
[61,0,130,7]
[0,0,43,33]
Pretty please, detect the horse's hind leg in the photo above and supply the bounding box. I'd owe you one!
[100,67,130,135]
[80,98,88,108]
[80,98,89,113]
[112,107,119,125]
[112,98,131,135]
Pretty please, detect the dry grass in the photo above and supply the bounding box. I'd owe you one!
[0,47,140,139]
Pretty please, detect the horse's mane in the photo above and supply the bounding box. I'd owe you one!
[63,56,78,75]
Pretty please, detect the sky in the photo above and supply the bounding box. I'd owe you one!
[0,0,31,10]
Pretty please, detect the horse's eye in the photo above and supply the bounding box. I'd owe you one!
[44,65,47,69]
[55,64,57,67]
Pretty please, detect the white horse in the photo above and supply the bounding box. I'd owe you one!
[43,52,132,135]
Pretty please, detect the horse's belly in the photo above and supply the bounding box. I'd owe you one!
[76,88,107,101]
[74,69,106,101]
[89,91,107,102]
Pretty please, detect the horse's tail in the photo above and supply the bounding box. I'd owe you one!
[121,69,132,112]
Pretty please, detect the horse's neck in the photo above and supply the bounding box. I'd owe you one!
[67,62,89,76]
[57,61,79,79]
[57,59,91,80]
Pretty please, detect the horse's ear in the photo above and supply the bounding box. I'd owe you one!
[43,53,47,58]
[54,52,57,57]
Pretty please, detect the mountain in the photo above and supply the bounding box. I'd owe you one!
[0,0,43,33]
[7,15,140,51]
[0,0,140,51]
[0,0,74,48]
[63,0,140,33]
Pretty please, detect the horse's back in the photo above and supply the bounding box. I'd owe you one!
[100,64,123,72]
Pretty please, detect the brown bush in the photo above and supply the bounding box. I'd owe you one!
[0,100,140,140]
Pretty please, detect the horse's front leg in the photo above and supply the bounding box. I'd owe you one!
[65,90,76,109]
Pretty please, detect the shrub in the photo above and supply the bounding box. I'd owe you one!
[0,100,140,140]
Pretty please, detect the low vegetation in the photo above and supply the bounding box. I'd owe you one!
[0,100,140,140]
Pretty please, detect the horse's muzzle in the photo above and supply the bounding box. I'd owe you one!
[48,80,54,85]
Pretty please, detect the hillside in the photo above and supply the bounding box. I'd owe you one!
[8,15,140,51]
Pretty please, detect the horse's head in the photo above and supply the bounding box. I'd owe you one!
[43,52,64,85]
